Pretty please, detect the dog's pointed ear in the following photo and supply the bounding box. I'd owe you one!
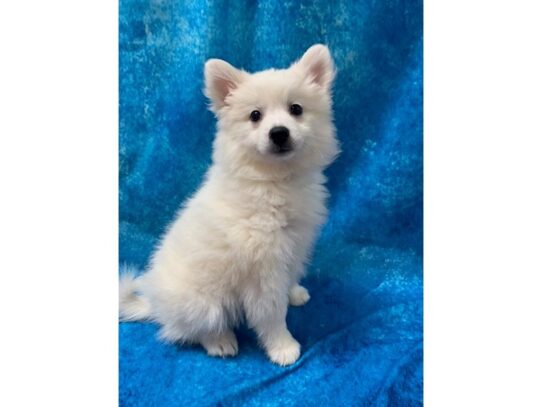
[204,59,245,112]
[293,44,335,90]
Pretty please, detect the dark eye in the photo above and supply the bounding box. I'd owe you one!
[250,110,261,122]
[289,103,303,116]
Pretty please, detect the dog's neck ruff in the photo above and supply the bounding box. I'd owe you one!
[216,161,295,183]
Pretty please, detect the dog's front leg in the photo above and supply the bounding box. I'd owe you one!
[244,289,300,366]
[255,311,301,366]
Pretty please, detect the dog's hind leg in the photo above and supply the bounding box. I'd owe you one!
[200,329,239,357]
[288,284,310,306]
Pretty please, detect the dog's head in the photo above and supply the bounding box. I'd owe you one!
[204,44,339,177]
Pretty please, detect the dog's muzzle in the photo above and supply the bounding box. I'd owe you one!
[269,126,293,154]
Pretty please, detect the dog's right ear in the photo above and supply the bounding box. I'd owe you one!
[204,59,245,113]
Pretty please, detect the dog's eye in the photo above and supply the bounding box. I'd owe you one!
[249,110,261,122]
[289,103,303,116]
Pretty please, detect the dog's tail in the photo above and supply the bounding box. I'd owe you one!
[119,265,152,322]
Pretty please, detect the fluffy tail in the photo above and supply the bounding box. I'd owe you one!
[119,266,152,322]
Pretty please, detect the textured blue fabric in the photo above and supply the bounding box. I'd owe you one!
[119,0,423,405]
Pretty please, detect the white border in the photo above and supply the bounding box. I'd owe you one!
[425,0,542,405]
[0,1,118,405]
[1,0,541,405]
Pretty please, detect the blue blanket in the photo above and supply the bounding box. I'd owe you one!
[119,0,423,405]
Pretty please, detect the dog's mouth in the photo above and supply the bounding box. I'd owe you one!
[258,141,298,161]
[269,147,295,160]
[269,141,295,157]
[274,146,293,155]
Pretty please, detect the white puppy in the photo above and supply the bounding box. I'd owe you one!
[120,44,339,366]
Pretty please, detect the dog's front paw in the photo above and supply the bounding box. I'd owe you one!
[288,284,310,306]
[266,336,301,366]
[201,330,238,357]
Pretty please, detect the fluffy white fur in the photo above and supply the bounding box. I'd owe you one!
[119,44,339,366]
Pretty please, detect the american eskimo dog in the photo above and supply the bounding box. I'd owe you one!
[120,44,339,366]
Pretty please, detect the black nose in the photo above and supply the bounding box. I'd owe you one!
[269,126,290,147]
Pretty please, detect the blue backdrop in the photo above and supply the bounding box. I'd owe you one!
[119,0,423,405]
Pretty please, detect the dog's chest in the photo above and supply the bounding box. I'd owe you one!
[217,175,327,266]
[242,182,309,233]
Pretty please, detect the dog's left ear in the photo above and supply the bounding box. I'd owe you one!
[293,44,335,91]
[204,59,246,112]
